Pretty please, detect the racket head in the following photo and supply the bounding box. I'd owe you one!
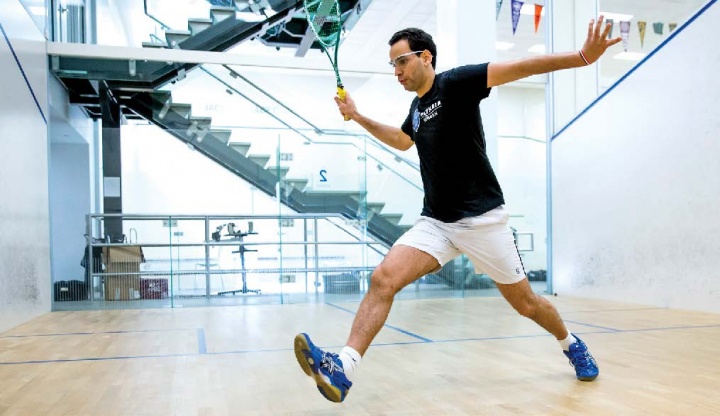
[302,0,342,48]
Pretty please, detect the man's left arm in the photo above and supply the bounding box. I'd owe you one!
[487,16,622,88]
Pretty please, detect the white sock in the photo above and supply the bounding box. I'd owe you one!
[338,346,362,381]
[559,334,578,351]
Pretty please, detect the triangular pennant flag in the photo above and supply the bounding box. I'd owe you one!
[619,21,631,51]
[638,21,647,48]
[669,23,678,32]
[653,22,664,35]
[606,18,614,39]
[511,0,524,35]
[534,4,543,33]
[496,0,504,21]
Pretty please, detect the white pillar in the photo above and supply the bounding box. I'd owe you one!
[548,0,599,134]
[436,0,498,168]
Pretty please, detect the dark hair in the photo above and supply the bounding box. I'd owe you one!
[388,28,437,69]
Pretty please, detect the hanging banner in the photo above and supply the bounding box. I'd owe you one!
[496,0,504,20]
[619,21,631,51]
[606,18,614,39]
[511,0,524,35]
[638,21,647,48]
[534,4,543,33]
[669,23,678,32]
[652,22,664,35]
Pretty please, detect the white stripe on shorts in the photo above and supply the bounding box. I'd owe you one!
[393,206,526,284]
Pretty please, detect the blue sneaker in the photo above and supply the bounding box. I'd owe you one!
[563,334,599,381]
[294,333,352,402]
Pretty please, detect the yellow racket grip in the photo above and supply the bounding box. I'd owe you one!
[337,87,351,121]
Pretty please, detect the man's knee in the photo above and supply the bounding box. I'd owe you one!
[369,264,402,297]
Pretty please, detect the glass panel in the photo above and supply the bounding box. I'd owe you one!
[18,0,48,38]
[598,0,708,91]
[54,215,177,311]
[57,0,85,43]
[49,38,556,310]
[496,0,548,70]
[84,0,294,48]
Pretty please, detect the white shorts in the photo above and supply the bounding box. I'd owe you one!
[393,206,526,284]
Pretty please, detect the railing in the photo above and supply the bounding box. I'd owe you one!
[83,213,388,306]
[143,1,422,188]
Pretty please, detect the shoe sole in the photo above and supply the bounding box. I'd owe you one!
[294,333,343,403]
[578,374,599,382]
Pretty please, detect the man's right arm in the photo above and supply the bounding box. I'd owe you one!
[352,113,414,151]
[334,92,414,151]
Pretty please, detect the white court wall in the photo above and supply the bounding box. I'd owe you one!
[0,1,51,331]
[551,1,720,312]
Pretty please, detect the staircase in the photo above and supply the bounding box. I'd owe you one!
[51,0,419,247]
[127,88,410,246]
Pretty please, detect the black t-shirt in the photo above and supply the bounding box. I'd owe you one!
[401,63,504,223]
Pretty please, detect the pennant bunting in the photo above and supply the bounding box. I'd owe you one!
[619,21,631,52]
[496,0,504,21]
[653,22,664,35]
[534,4,543,33]
[511,0,523,35]
[669,23,678,32]
[606,18,614,39]
[638,21,647,48]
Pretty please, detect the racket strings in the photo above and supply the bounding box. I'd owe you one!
[304,0,342,47]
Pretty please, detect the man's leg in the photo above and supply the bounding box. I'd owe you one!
[495,278,568,339]
[346,244,441,355]
[294,244,441,402]
[496,278,599,381]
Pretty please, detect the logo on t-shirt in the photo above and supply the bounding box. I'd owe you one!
[420,101,442,123]
[413,101,442,132]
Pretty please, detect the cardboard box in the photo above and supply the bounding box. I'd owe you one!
[103,246,144,301]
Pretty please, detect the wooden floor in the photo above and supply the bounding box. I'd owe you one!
[1,296,719,415]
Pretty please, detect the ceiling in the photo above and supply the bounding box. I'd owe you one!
[26,0,708,85]
[221,0,708,88]
[320,0,708,86]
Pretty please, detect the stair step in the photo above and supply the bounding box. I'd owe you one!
[249,154,270,167]
[170,103,192,119]
[210,6,236,23]
[380,213,402,225]
[210,129,232,145]
[304,190,368,198]
[150,91,172,104]
[189,116,212,129]
[284,178,308,191]
[366,202,385,213]
[165,30,192,48]
[187,18,213,35]
[349,194,366,203]
[142,41,167,49]
[234,0,251,12]
[229,142,251,156]
[267,166,290,179]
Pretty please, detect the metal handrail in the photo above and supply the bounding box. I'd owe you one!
[199,66,423,191]
[142,1,422,181]
[220,65,421,172]
[87,213,387,301]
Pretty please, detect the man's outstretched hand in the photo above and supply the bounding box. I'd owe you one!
[581,15,623,64]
